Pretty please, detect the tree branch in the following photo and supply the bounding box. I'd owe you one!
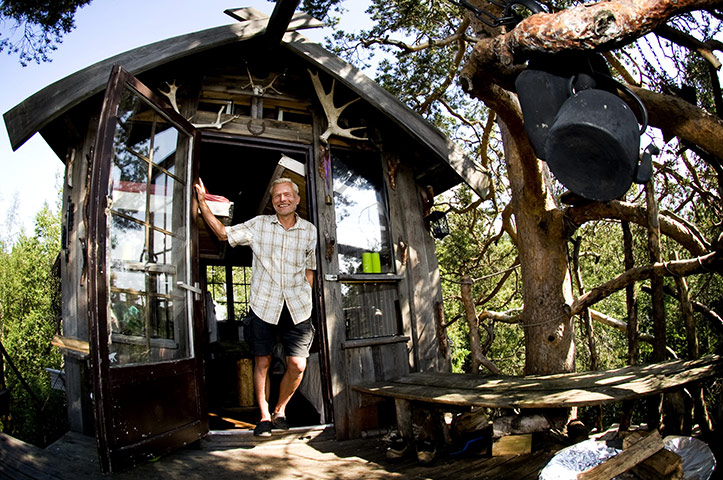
[631,86,723,165]
[467,0,721,68]
[570,251,722,316]
[654,24,722,70]
[566,200,710,256]
[588,309,655,344]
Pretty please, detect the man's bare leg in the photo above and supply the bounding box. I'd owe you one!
[272,356,307,419]
[254,355,272,422]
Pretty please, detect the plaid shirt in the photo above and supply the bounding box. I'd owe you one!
[226,214,317,325]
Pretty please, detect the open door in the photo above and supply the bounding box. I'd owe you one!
[86,65,207,473]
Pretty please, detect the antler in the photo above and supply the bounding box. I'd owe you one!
[159,81,181,113]
[159,81,237,129]
[242,63,286,96]
[308,69,367,144]
[192,106,239,129]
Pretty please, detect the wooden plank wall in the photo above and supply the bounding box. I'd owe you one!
[60,113,97,435]
[387,150,450,373]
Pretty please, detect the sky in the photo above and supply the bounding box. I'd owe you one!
[0,0,368,240]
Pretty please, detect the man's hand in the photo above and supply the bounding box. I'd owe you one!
[194,178,228,242]
[194,178,207,205]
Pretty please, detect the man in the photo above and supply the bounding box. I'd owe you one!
[195,177,317,437]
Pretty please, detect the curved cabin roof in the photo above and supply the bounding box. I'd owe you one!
[3,9,489,198]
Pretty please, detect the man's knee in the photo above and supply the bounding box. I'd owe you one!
[287,356,307,375]
[255,355,272,370]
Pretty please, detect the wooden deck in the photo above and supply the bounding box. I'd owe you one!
[0,427,557,479]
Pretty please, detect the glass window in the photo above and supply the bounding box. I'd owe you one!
[106,86,191,365]
[332,149,393,275]
[342,283,400,340]
[205,265,252,321]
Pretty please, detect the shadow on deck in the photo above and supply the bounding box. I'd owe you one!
[1,426,558,479]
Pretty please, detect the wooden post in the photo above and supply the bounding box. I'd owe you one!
[620,221,638,431]
[644,180,664,430]
[572,237,599,371]
[674,251,698,359]
[674,251,712,434]
[395,398,413,441]
[461,276,483,374]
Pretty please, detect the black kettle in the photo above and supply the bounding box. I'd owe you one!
[516,54,654,201]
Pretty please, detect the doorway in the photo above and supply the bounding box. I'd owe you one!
[196,135,326,431]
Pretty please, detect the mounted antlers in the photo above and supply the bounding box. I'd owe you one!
[241,63,286,97]
[308,70,367,144]
[159,81,238,129]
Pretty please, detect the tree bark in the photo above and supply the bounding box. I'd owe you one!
[465,0,722,68]
[499,122,575,375]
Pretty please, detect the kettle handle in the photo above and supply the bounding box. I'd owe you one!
[635,143,659,184]
[568,75,648,135]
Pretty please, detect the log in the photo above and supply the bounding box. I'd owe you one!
[492,434,532,456]
[451,409,490,439]
[237,358,254,407]
[492,414,550,437]
[631,448,683,480]
[577,430,664,480]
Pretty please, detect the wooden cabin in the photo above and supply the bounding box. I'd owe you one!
[3,6,489,473]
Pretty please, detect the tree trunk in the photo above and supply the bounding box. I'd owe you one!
[499,121,575,375]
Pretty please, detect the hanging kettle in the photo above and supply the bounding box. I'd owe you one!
[544,76,651,201]
[515,53,612,160]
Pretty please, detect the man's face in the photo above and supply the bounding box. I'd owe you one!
[271,182,300,216]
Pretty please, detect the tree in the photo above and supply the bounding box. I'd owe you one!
[0,201,66,446]
[313,0,722,385]
[0,0,92,65]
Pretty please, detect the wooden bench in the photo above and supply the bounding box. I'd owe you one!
[352,354,722,441]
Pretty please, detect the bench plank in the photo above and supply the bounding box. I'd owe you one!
[352,355,722,409]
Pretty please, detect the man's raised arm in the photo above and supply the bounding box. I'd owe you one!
[195,179,228,242]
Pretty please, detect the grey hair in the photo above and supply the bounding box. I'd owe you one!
[270,177,299,196]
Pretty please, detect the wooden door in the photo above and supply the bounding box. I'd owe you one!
[87,65,207,473]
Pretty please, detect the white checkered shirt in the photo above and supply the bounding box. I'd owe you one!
[225,214,317,325]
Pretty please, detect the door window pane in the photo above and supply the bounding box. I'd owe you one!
[106,85,191,366]
[332,150,393,275]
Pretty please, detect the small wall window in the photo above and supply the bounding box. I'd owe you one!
[332,149,393,275]
[342,283,400,340]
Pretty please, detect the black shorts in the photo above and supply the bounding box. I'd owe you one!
[245,306,314,358]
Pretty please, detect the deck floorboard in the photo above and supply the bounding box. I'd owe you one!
[1,428,557,480]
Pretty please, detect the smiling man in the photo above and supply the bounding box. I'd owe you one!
[195,177,317,437]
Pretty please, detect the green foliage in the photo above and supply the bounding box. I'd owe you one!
[0,201,67,446]
[0,0,92,65]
